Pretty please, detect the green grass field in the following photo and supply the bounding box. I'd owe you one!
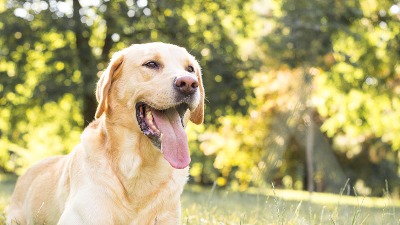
[182,185,400,225]
[1,175,399,225]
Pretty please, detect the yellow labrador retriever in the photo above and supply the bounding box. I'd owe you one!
[6,42,204,225]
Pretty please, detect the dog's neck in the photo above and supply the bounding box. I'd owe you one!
[88,115,173,182]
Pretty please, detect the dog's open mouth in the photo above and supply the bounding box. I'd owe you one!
[136,102,191,169]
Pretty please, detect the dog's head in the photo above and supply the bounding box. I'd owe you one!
[94,42,204,169]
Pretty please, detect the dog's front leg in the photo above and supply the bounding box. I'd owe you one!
[58,208,87,225]
[58,204,115,225]
[57,190,116,225]
[157,206,181,225]
[132,203,181,225]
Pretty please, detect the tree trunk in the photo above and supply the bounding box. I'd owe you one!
[294,120,348,193]
[305,109,314,192]
[73,0,98,128]
[101,1,117,62]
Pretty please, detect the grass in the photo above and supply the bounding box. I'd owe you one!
[1,176,399,225]
[181,183,400,225]
[0,174,16,224]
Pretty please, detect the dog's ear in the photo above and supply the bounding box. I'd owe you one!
[190,65,205,125]
[95,53,124,119]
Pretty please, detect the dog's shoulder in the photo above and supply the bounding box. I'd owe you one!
[80,119,107,152]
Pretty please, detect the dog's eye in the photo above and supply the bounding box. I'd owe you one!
[187,65,194,73]
[143,61,160,69]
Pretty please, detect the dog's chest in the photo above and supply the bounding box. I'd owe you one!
[118,169,188,224]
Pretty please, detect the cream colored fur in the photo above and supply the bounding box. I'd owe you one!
[6,42,204,225]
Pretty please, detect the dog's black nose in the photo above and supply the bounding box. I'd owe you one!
[174,76,198,95]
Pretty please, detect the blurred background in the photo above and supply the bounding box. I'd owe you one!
[0,0,399,198]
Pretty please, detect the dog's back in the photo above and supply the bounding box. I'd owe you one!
[6,156,68,225]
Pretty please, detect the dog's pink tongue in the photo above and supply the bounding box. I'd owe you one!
[151,109,190,169]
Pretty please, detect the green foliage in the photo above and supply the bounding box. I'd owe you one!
[0,0,82,173]
[0,94,82,174]
[193,114,267,190]
[312,0,400,194]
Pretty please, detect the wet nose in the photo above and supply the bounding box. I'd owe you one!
[174,76,199,95]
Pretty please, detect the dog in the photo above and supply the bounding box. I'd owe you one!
[6,42,205,225]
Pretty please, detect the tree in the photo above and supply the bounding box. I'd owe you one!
[260,0,400,195]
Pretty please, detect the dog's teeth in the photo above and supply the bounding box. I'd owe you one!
[151,124,160,133]
[144,109,160,133]
[146,110,152,120]
[147,117,154,126]
[147,119,160,133]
